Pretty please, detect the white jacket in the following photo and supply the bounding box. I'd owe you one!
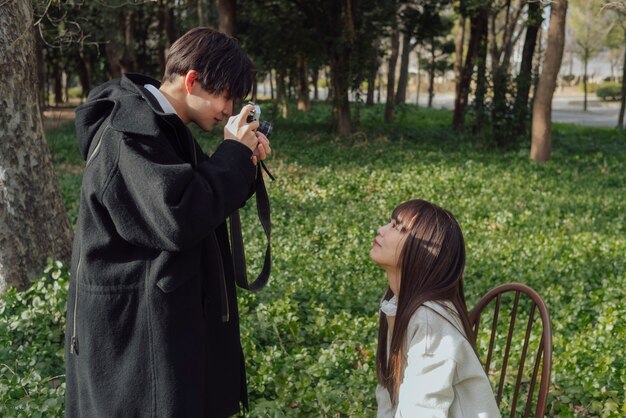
[376,301,501,418]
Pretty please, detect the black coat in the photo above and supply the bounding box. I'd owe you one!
[65,74,256,417]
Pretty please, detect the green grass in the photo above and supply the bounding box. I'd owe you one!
[3,102,626,416]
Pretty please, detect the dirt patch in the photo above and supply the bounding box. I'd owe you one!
[43,107,76,132]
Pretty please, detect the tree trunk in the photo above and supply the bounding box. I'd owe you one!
[218,0,236,36]
[377,72,382,103]
[296,54,311,111]
[531,0,568,163]
[453,9,487,129]
[312,68,319,100]
[453,16,466,109]
[197,0,208,26]
[53,62,63,105]
[472,11,489,134]
[104,31,122,78]
[366,59,377,106]
[428,41,436,108]
[35,28,46,112]
[269,69,274,100]
[384,27,400,122]
[416,49,421,105]
[165,2,177,44]
[276,67,288,118]
[120,9,137,73]
[77,49,92,100]
[618,37,626,130]
[0,0,73,292]
[513,0,542,135]
[395,32,411,105]
[251,77,257,101]
[330,51,352,134]
[583,52,588,112]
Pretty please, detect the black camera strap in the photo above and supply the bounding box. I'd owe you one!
[229,163,272,291]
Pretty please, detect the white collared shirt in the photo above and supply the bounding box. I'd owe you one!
[144,84,178,115]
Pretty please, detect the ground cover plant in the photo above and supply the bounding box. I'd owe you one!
[1,103,625,416]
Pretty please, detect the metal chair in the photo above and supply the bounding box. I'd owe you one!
[469,283,552,418]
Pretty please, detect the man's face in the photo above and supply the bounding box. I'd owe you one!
[186,80,234,132]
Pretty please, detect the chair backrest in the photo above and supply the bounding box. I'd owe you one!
[469,283,552,418]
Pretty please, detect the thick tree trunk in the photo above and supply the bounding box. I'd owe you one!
[513,1,542,135]
[531,0,568,163]
[218,0,236,36]
[0,0,73,292]
[384,27,400,122]
[330,51,352,134]
[618,38,626,130]
[296,54,311,111]
[453,9,487,129]
[395,33,411,105]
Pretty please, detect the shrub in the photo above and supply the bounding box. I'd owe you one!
[0,261,67,417]
[596,83,623,101]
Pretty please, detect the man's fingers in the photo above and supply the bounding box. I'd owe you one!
[237,104,256,128]
[256,132,271,155]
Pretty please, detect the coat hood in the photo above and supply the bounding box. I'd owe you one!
[74,73,184,161]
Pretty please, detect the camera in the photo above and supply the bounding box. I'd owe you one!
[246,102,273,138]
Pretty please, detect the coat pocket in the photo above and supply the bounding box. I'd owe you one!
[156,275,194,294]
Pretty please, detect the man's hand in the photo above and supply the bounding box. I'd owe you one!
[224,104,259,151]
[251,132,271,166]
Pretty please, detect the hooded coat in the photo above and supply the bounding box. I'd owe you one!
[65,73,256,417]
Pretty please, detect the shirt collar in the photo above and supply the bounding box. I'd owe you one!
[143,83,178,115]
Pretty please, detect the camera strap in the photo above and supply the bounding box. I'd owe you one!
[229,163,272,291]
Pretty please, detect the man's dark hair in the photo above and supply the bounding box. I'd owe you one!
[163,27,254,99]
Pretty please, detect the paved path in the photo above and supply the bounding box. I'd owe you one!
[414,93,624,129]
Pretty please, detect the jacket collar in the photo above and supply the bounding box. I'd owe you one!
[109,73,187,137]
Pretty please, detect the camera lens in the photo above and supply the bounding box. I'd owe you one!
[258,121,273,137]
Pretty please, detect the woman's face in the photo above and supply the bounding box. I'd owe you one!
[370,216,409,294]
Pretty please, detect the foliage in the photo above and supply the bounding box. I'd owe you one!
[0,261,67,417]
[5,104,626,416]
[597,83,624,101]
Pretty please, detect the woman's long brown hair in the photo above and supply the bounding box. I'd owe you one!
[375,199,475,405]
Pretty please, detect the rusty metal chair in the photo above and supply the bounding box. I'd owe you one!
[469,283,552,418]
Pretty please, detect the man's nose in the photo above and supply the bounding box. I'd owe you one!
[224,100,233,117]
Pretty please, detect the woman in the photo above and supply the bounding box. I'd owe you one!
[371,199,500,417]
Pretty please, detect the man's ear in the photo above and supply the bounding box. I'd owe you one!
[183,70,198,94]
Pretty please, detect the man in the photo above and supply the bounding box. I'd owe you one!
[65,28,270,417]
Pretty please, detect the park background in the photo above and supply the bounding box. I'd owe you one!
[1,0,625,416]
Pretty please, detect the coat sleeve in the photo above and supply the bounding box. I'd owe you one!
[102,135,255,251]
[395,317,457,417]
